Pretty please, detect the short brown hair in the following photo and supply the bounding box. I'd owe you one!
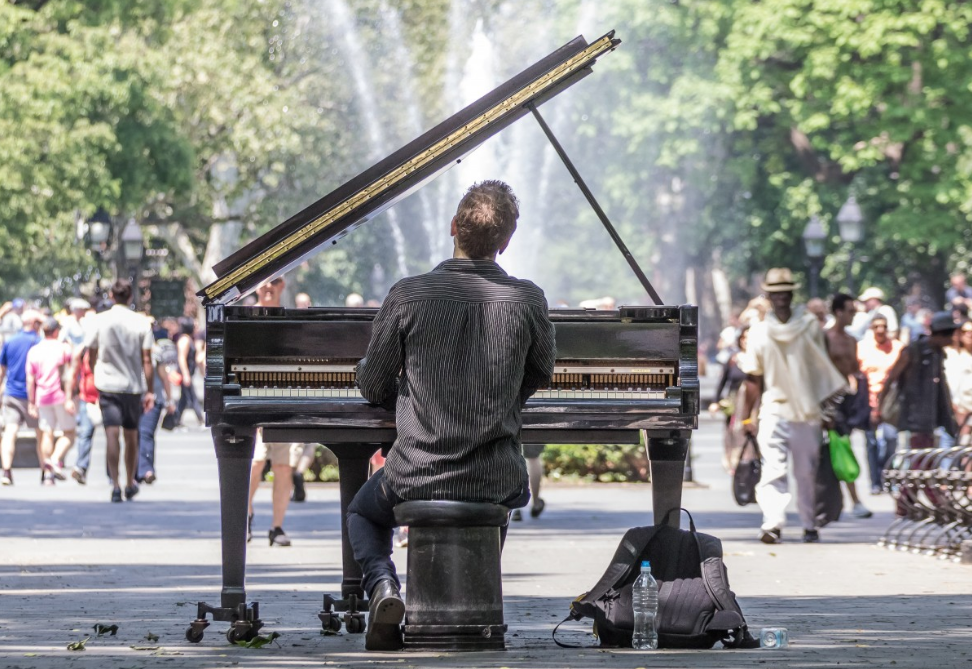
[453,180,519,259]
[111,279,133,304]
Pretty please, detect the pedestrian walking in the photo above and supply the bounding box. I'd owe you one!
[941,319,972,447]
[0,310,43,485]
[739,268,847,544]
[69,345,99,485]
[246,276,301,545]
[26,317,77,483]
[137,334,176,484]
[83,279,155,502]
[878,311,959,449]
[822,294,871,519]
[849,287,899,340]
[857,314,903,493]
[174,317,203,427]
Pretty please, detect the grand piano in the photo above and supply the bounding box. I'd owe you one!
[188,30,699,643]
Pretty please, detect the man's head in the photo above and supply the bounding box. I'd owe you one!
[951,273,968,291]
[905,296,921,315]
[20,309,43,332]
[295,292,312,309]
[110,279,133,306]
[760,268,798,320]
[11,298,24,314]
[450,180,519,260]
[345,292,364,308]
[256,277,285,307]
[806,298,827,324]
[870,314,890,344]
[831,292,856,328]
[41,316,60,339]
[929,310,959,349]
[68,298,90,316]
[858,287,885,312]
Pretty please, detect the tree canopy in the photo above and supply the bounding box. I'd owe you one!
[2,0,970,315]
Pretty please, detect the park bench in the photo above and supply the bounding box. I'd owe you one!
[879,445,972,562]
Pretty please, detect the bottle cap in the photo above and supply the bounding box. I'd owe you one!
[641,560,650,569]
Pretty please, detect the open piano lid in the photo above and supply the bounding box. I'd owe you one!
[199,31,620,306]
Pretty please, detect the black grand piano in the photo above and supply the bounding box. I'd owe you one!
[189,30,699,643]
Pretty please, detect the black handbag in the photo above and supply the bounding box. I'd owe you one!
[161,412,179,431]
[731,434,761,506]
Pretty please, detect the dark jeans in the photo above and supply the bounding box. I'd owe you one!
[864,422,898,489]
[347,469,528,598]
[74,400,96,472]
[138,399,164,479]
[176,382,203,425]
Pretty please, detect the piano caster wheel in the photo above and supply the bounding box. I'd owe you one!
[186,619,209,643]
[320,613,342,634]
[226,620,262,645]
[345,613,365,634]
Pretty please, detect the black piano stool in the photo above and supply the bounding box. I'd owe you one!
[394,501,509,651]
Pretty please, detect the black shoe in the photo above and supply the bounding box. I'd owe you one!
[269,526,291,547]
[111,487,123,503]
[759,528,782,544]
[247,514,254,543]
[292,472,306,502]
[124,484,139,501]
[803,529,820,544]
[530,498,546,518]
[365,579,405,651]
[510,509,522,522]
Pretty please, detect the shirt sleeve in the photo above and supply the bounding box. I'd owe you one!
[142,326,155,351]
[356,288,403,408]
[83,320,98,350]
[520,301,556,404]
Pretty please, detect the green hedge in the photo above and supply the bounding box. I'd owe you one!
[297,443,651,484]
[542,443,649,483]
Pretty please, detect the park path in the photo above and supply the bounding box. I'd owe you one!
[1,416,969,668]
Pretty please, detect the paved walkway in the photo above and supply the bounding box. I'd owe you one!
[1,417,969,668]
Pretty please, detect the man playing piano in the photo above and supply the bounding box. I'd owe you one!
[347,180,557,650]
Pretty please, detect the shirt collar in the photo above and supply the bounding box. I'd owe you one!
[434,258,508,277]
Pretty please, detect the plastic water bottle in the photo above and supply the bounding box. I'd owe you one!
[631,560,658,650]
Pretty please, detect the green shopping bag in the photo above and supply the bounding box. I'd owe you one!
[827,430,860,483]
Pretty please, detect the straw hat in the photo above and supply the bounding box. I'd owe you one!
[858,287,885,303]
[761,268,800,293]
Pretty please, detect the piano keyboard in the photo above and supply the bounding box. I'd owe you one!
[239,387,666,401]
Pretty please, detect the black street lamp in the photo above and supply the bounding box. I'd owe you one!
[836,196,864,296]
[120,218,145,307]
[802,215,826,298]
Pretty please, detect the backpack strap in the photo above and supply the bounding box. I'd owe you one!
[575,525,661,607]
[659,506,697,533]
[552,614,599,649]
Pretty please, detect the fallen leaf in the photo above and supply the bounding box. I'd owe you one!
[93,624,119,637]
[130,645,160,651]
[145,632,160,642]
[235,631,281,648]
[67,637,89,651]
[24,653,38,657]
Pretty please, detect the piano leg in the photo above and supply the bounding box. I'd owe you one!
[186,426,263,645]
[316,442,381,635]
[646,432,690,529]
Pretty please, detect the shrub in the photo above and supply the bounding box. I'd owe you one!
[542,442,649,483]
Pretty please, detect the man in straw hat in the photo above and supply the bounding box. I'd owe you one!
[739,268,847,544]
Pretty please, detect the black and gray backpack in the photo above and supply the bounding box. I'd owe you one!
[554,509,757,649]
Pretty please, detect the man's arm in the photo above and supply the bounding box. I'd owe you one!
[520,304,556,405]
[26,360,37,417]
[356,295,402,408]
[142,349,155,411]
[876,345,910,418]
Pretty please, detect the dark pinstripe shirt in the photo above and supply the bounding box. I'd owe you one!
[356,259,557,502]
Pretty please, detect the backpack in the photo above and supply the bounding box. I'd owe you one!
[553,509,757,649]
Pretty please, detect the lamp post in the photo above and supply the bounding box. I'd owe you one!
[802,215,826,298]
[120,218,145,308]
[836,196,864,296]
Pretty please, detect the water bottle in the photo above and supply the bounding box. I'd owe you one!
[631,560,658,650]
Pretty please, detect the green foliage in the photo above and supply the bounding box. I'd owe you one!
[543,443,648,483]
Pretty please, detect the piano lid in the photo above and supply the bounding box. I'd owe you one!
[199,31,620,305]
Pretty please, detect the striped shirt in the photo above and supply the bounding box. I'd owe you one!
[356,258,556,502]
